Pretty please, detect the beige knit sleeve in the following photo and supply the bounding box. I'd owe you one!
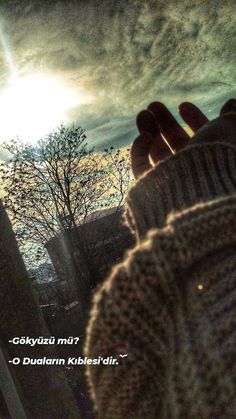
[84,237,169,418]
[126,143,236,239]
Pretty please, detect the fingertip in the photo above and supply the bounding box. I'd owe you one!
[136,110,158,136]
[147,101,166,116]
[179,101,208,132]
[136,110,148,128]
[178,102,192,114]
[178,101,200,118]
[148,102,177,128]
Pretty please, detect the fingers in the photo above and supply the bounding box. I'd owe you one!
[179,102,208,132]
[136,109,158,136]
[131,110,172,179]
[131,100,210,180]
[131,132,152,180]
[136,110,171,163]
[148,102,189,152]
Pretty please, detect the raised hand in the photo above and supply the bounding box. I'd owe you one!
[131,101,208,179]
[131,99,236,179]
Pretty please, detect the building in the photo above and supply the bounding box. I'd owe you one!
[45,207,135,314]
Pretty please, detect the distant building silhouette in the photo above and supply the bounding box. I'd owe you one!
[45,207,135,313]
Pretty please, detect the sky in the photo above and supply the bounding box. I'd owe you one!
[0,0,235,156]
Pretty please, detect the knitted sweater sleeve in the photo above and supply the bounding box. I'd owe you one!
[84,143,236,418]
[85,242,169,418]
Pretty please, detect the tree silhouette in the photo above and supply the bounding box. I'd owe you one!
[2,125,106,238]
[0,126,133,275]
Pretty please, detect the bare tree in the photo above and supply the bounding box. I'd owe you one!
[87,146,134,270]
[102,146,133,208]
[0,129,134,311]
[0,125,108,265]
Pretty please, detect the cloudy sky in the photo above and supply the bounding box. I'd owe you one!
[0,0,235,153]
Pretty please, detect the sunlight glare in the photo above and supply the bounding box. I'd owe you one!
[0,74,89,143]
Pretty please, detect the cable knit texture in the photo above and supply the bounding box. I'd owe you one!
[84,143,236,418]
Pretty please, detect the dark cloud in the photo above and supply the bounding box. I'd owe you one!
[0,0,235,147]
[84,117,136,150]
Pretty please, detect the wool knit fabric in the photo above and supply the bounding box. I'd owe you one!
[84,143,236,418]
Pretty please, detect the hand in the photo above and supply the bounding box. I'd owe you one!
[131,99,236,179]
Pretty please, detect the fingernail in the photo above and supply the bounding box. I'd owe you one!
[220,98,236,115]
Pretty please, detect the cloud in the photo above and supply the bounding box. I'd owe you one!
[0,0,235,148]
[85,117,136,150]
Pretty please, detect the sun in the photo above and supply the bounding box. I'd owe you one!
[0,74,86,143]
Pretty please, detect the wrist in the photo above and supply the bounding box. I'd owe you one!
[188,113,236,148]
[126,143,236,240]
